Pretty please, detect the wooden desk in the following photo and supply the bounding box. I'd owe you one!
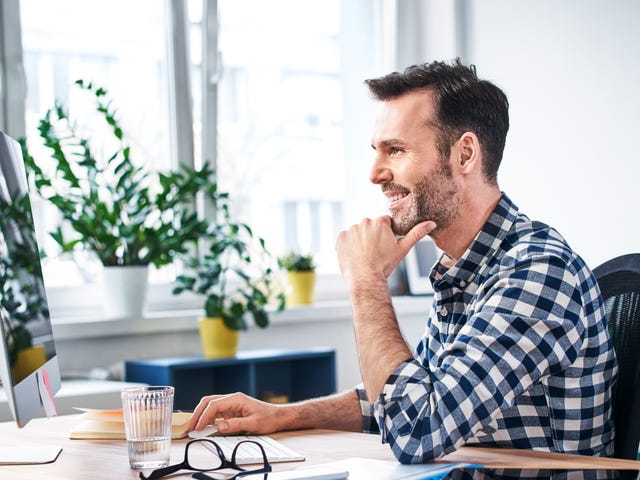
[0,414,394,479]
[1,415,640,479]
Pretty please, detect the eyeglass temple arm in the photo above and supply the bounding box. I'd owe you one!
[139,463,184,480]
[192,468,272,480]
[192,473,212,480]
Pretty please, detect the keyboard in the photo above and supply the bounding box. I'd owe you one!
[202,435,305,465]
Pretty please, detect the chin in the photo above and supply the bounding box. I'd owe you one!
[390,218,413,237]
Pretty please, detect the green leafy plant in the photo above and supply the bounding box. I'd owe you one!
[0,192,49,366]
[277,251,315,272]
[20,80,214,267]
[172,192,286,331]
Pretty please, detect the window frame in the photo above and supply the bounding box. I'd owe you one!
[3,0,392,322]
[0,0,27,139]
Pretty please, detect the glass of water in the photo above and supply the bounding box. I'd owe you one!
[121,386,175,469]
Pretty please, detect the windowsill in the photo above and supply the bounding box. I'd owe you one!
[51,295,433,341]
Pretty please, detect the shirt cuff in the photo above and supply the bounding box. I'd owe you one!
[354,383,380,434]
[373,359,430,444]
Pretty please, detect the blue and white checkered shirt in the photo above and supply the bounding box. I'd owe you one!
[356,193,617,477]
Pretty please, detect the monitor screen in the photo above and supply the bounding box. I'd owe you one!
[0,131,61,429]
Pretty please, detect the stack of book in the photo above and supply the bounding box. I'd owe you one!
[69,408,192,440]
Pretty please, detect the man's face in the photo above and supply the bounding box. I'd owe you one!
[369,90,461,236]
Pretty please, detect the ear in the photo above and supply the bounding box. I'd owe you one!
[453,132,481,175]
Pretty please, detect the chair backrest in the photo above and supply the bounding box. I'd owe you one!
[593,253,640,461]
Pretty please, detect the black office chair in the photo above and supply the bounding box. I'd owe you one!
[593,253,640,470]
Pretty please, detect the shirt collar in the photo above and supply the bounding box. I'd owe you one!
[431,192,519,290]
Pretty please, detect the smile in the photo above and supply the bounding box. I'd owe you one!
[387,191,409,210]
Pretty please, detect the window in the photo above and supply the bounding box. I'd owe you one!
[214,0,345,271]
[8,0,381,318]
[20,0,174,290]
[190,0,380,273]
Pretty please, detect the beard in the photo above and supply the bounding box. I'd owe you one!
[389,160,461,236]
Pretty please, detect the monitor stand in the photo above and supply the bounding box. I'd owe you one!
[0,371,62,465]
[36,370,58,418]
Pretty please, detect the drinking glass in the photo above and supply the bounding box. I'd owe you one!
[121,386,175,469]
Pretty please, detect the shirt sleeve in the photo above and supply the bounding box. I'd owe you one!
[354,383,380,434]
[375,254,587,463]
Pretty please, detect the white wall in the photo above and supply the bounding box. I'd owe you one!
[469,0,640,269]
[398,0,640,269]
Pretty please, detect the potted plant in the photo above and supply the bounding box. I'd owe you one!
[19,80,215,318]
[278,251,316,306]
[172,190,286,358]
[0,192,50,383]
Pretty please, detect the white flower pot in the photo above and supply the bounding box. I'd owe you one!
[101,265,149,319]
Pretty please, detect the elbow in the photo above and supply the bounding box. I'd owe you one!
[389,443,440,465]
[384,416,460,464]
[394,450,424,465]
[387,432,441,465]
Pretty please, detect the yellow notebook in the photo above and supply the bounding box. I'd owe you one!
[69,408,192,440]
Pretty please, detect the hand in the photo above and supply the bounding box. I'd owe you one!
[188,392,282,435]
[335,216,436,287]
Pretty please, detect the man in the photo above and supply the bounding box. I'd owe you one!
[188,59,617,473]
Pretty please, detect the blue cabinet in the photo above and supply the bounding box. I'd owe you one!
[124,347,336,411]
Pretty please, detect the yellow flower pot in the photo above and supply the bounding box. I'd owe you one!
[198,317,239,358]
[286,271,316,306]
[11,344,47,384]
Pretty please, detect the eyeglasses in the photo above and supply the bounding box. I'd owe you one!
[139,439,272,480]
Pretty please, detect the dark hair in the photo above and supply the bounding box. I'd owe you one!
[365,58,509,184]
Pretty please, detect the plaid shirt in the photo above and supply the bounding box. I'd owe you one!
[356,193,617,477]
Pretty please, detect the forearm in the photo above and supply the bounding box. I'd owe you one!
[334,215,429,403]
[278,389,363,432]
[350,277,414,402]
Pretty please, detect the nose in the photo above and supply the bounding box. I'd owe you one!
[369,153,392,185]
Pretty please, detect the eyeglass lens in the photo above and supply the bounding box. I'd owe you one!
[185,440,228,470]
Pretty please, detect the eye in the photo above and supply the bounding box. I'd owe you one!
[389,146,403,155]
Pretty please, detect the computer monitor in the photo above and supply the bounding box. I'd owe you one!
[0,131,62,464]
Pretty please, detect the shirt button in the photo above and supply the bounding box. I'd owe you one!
[459,280,466,287]
[439,307,448,316]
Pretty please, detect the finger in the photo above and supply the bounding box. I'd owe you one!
[195,401,231,430]
[216,415,258,435]
[189,396,213,430]
[189,394,238,430]
[194,392,256,430]
[189,395,222,430]
[397,221,436,256]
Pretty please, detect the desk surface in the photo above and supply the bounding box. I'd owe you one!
[1,415,640,479]
[0,414,394,479]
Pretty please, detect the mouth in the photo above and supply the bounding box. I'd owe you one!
[383,186,410,211]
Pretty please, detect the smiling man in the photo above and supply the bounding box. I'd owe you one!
[188,59,617,479]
